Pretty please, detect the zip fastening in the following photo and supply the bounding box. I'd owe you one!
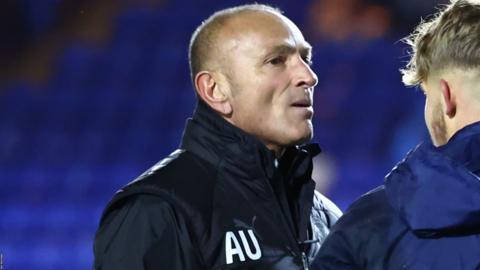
[262,173,313,268]
[298,238,319,270]
[262,175,303,256]
[301,252,309,270]
[261,151,318,269]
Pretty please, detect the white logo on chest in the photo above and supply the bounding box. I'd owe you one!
[225,229,262,264]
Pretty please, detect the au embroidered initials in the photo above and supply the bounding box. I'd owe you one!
[225,229,262,264]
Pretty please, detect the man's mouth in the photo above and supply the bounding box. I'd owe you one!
[291,99,312,107]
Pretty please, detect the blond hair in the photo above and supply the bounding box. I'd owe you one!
[401,0,480,86]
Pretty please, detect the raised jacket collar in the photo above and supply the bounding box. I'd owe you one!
[181,99,321,183]
[385,121,480,236]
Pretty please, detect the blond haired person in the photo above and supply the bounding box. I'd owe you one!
[314,1,480,269]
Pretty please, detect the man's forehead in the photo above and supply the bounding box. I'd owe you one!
[268,42,312,56]
[219,11,309,53]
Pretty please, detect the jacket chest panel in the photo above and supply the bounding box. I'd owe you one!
[197,179,304,269]
[201,213,303,269]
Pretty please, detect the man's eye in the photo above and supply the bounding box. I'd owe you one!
[302,56,313,66]
[268,56,286,65]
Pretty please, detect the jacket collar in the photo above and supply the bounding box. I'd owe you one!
[437,121,480,173]
[385,121,480,235]
[180,99,321,181]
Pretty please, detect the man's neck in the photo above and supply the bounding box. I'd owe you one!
[265,144,286,158]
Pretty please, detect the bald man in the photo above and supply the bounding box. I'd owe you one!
[93,4,341,270]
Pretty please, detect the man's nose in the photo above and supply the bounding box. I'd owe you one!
[292,56,318,88]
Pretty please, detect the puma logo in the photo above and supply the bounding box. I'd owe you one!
[225,229,262,264]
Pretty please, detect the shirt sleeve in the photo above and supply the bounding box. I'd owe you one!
[93,194,205,270]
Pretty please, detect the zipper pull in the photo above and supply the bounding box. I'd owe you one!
[301,252,309,270]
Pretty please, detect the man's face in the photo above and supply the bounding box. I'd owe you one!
[218,11,318,151]
[423,82,448,146]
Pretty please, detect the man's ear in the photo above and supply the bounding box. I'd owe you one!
[194,71,233,115]
[440,79,456,118]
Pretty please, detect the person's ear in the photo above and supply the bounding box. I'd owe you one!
[440,79,456,118]
[194,71,233,115]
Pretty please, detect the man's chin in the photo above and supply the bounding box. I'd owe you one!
[290,127,313,146]
[299,133,313,145]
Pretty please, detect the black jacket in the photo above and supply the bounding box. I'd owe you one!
[93,100,341,270]
[313,122,480,270]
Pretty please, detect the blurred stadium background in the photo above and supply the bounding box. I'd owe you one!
[0,0,445,269]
